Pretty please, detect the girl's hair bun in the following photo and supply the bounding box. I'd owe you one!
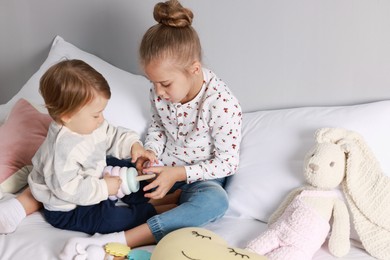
[153,0,194,28]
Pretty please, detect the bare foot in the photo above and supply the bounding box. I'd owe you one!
[149,189,181,206]
[155,203,177,214]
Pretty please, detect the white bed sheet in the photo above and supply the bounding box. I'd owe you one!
[0,95,376,259]
[0,194,374,260]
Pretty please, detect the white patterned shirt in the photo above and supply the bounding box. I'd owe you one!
[144,68,242,183]
[28,120,140,211]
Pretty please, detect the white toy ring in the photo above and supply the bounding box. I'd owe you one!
[111,166,121,177]
[103,166,113,176]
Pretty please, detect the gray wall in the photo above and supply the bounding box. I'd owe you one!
[2,0,390,112]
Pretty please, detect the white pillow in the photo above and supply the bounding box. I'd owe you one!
[1,36,151,137]
[225,100,390,224]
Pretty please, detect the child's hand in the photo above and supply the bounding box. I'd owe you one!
[131,143,157,164]
[103,173,122,196]
[142,166,186,199]
[133,147,157,174]
[135,156,148,175]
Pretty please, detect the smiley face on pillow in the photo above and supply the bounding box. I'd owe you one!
[151,227,267,260]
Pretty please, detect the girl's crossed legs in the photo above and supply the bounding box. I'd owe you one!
[60,178,229,259]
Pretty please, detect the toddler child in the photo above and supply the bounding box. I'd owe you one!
[0,59,179,235]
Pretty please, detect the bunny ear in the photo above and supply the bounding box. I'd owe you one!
[315,127,362,144]
[315,128,349,143]
[338,139,352,153]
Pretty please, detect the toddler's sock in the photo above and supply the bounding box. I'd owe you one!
[0,198,26,234]
[59,231,127,260]
[73,245,107,260]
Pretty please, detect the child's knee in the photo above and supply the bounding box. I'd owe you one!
[203,185,229,216]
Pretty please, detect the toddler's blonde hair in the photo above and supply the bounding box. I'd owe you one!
[39,59,110,124]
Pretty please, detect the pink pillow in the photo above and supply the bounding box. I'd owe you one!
[0,99,52,184]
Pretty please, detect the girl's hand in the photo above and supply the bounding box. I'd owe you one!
[103,173,122,196]
[135,156,148,175]
[134,150,157,175]
[143,166,186,199]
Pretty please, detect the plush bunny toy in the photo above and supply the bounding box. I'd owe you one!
[246,130,351,260]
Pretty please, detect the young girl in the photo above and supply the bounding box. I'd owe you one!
[60,0,242,258]
[0,59,179,236]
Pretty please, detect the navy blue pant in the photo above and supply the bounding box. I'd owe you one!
[43,157,157,235]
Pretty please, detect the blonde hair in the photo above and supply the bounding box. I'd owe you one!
[39,59,111,124]
[139,0,202,71]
